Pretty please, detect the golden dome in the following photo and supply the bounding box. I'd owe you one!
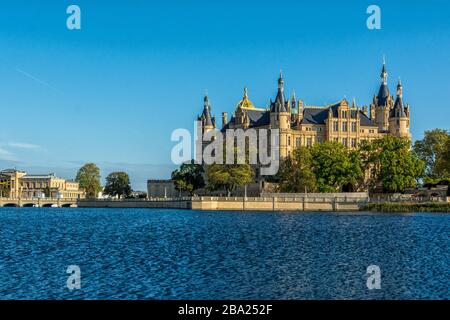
[236,87,255,110]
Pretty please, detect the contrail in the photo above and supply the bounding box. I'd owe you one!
[16,68,64,94]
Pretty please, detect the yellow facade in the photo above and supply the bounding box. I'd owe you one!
[0,169,85,199]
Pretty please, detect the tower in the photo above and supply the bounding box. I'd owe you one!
[389,78,411,139]
[371,59,394,132]
[198,94,216,135]
[270,71,291,158]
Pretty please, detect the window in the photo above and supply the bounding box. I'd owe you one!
[351,122,357,132]
[307,138,312,147]
[351,138,357,148]
[288,136,291,146]
[317,137,322,143]
[342,122,348,132]
[342,138,348,147]
[342,111,347,118]
[333,121,339,131]
[296,137,301,147]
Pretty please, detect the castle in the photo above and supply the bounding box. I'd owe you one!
[197,61,411,160]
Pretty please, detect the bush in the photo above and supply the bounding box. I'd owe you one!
[362,202,450,213]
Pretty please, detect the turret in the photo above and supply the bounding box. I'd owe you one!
[198,94,215,134]
[373,58,393,132]
[389,78,411,139]
[269,71,290,158]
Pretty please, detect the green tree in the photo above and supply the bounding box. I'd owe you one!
[310,141,363,192]
[436,138,450,180]
[277,147,317,192]
[171,160,205,195]
[413,129,450,181]
[104,172,132,199]
[205,164,253,196]
[361,135,425,193]
[75,163,102,198]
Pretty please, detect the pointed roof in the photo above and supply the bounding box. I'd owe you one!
[271,71,287,112]
[201,95,213,126]
[377,60,390,106]
[391,78,407,118]
[381,63,387,76]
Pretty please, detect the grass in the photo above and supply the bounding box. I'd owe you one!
[362,202,450,213]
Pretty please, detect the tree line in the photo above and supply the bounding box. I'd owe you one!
[172,129,450,196]
[75,163,136,199]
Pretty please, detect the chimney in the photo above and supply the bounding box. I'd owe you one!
[222,112,228,128]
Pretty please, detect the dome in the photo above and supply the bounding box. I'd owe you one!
[236,87,255,110]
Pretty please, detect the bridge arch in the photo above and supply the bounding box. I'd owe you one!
[23,203,38,208]
[42,203,58,208]
[3,203,18,207]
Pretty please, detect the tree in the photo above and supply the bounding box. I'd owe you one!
[277,147,317,193]
[205,164,253,196]
[104,172,132,199]
[171,160,205,195]
[75,163,102,198]
[436,138,450,180]
[413,129,450,181]
[310,141,363,192]
[361,135,425,193]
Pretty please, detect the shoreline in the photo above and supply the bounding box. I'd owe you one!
[76,196,450,213]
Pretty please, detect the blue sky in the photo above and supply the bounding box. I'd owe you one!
[0,0,449,190]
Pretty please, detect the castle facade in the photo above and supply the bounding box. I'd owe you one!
[198,61,411,160]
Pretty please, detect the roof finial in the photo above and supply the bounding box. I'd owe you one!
[243,86,248,99]
[383,54,386,65]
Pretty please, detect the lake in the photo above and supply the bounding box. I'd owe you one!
[0,208,448,299]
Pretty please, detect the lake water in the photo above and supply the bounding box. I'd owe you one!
[0,208,448,300]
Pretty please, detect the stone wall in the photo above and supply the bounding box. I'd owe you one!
[78,193,369,211]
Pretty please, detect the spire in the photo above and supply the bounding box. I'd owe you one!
[291,90,296,110]
[278,69,284,89]
[377,58,390,106]
[271,71,286,112]
[202,94,213,127]
[381,57,388,85]
[392,78,406,118]
[243,86,248,99]
[397,77,403,98]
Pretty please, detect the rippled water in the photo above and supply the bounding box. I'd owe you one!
[0,208,448,300]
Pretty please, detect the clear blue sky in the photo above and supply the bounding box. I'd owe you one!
[0,0,449,190]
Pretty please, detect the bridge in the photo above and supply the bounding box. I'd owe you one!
[0,197,78,208]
